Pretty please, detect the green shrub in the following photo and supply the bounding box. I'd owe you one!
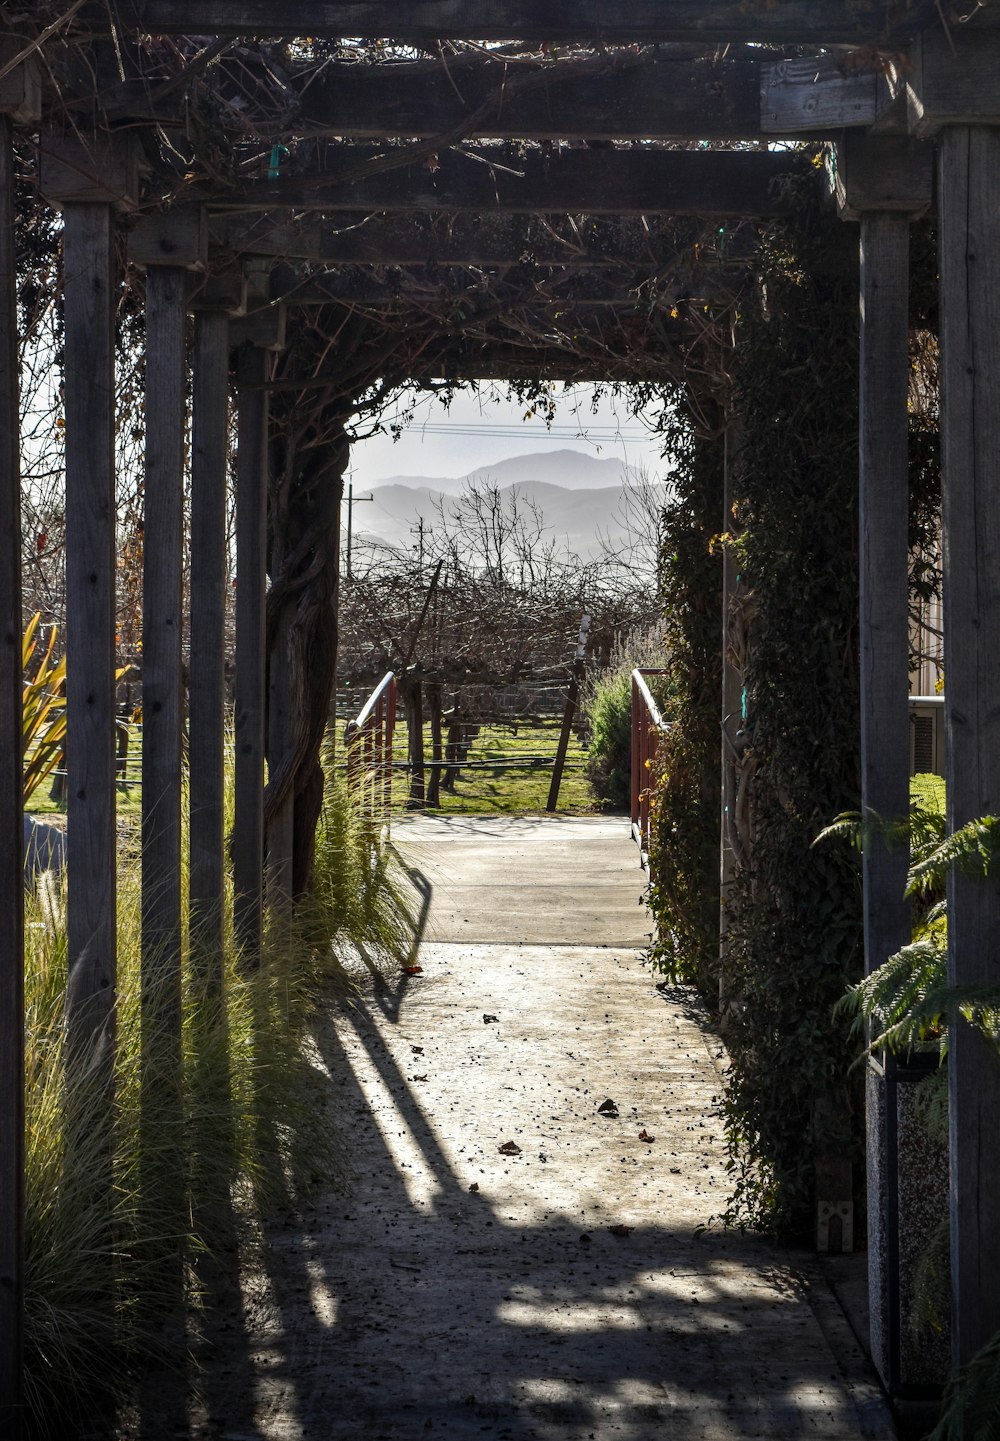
[583,626,667,811]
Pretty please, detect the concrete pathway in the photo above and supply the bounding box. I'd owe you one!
[213,815,894,1441]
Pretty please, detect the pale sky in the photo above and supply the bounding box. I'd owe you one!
[346,382,670,486]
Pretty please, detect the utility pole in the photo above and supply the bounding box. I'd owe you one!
[344,479,374,580]
[411,515,427,569]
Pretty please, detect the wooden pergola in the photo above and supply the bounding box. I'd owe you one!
[2,0,999,1429]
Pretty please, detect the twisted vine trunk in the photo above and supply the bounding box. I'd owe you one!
[264,403,349,898]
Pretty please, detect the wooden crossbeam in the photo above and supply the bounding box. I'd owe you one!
[215,212,749,267]
[293,57,764,142]
[267,266,736,308]
[85,1,939,46]
[403,336,682,381]
[216,146,810,216]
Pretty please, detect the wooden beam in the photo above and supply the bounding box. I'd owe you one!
[37,132,140,211]
[268,266,737,308]
[937,124,1000,1371]
[233,344,269,961]
[62,202,118,1203]
[294,56,763,141]
[0,37,41,125]
[87,0,939,46]
[833,131,933,218]
[140,263,186,1089]
[901,27,1000,136]
[218,146,812,216]
[217,212,739,268]
[761,53,879,134]
[0,114,23,1441]
[188,309,230,988]
[129,207,208,270]
[396,335,684,382]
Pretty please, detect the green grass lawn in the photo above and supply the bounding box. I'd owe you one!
[373,717,601,816]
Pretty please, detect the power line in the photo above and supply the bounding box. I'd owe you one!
[372,423,656,441]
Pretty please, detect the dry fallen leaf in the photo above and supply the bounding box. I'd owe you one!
[638,1129,655,1144]
[609,1224,634,1238]
[498,1141,522,1156]
[468,1182,480,1193]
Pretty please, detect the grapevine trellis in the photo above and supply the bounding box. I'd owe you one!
[1,1,999,1431]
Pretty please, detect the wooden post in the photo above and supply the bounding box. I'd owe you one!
[404,675,425,808]
[547,613,589,812]
[62,199,118,1173]
[0,113,23,1441]
[835,129,932,1391]
[188,307,231,988]
[937,124,1000,1370]
[858,211,912,992]
[858,207,914,1383]
[233,343,269,959]
[140,264,187,1060]
[718,418,742,1021]
[426,681,443,808]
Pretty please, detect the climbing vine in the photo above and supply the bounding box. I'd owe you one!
[647,393,725,997]
[649,188,942,1236]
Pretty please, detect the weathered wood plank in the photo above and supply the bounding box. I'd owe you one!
[62,203,118,1191]
[0,38,42,125]
[37,132,140,209]
[268,267,736,311]
[86,0,938,46]
[220,147,813,217]
[218,212,733,268]
[937,124,1000,1370]
[296,57,762,141]
[905,28,1000,135]
[761,54,878,134]
[129,208,208,270]
[833,132,933,218]
[141,266,186,1056]
[858,210,912,1383]
[0,114,23,1441]
[233,344,269,960]
[188,309,230,985]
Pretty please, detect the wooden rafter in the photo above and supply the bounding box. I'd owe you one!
[213,211,754,268]
[266,265,739,308]
[253,57,763,142]
[212,146,811,215]
[83,0,941,46]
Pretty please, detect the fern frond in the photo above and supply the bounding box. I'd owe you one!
[908,816,1000,898]
[814,810,910,854]
[930,1325,1000,1441]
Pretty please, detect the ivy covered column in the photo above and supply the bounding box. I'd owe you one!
[836,131,936,1399]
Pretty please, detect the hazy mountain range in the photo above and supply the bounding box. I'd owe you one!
[351,449,664,563]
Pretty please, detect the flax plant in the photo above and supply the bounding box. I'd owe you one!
[23,756,414,1436]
